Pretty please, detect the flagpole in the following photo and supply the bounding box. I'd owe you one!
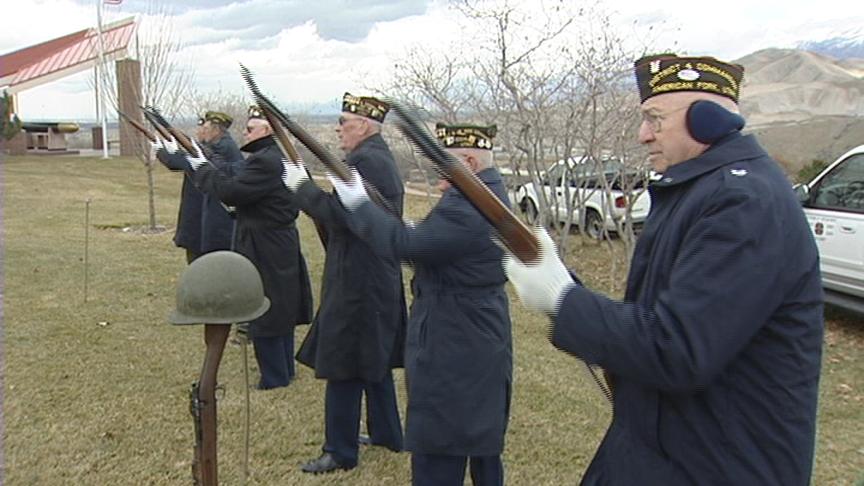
[95,0,110,159]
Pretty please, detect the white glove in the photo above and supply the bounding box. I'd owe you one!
[504,226,575,315]
[281,158,309,192]
[329,169,369,211]
[149,137,164,153]
[185,138,209,171]
[163,136,179,154]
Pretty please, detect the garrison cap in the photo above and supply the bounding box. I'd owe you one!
[435,123,497,150]
[247,105,266,121]
[202,111,233,128]
[634,53,744,103]
[342,93,389,123]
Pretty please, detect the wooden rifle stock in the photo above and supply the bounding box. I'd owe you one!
[118,110,157,143]
[141,108,174,143]
[189,324,230,486]
[142,107,202,158]
[389,101,539,264]
[239,65,397,216]
[256,100,330,249]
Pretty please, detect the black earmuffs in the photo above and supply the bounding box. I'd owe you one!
[685,100,745,144]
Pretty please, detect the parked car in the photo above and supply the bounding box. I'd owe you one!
[796,144,864,315]
[514,158,651,239]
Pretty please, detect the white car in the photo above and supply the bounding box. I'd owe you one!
[514,159,651,239]
[797,144,864,315]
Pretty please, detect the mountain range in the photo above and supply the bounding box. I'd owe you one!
[798,28,864,60]
[734,43,864,172]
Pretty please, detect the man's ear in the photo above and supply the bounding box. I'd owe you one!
[465,154,480,172]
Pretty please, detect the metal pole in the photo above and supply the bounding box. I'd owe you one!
[84,198,91,303]
[95,0,110,159]
[242,333,250,484]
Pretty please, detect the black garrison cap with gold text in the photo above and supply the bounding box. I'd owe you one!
[247,105,265,120]
[634,54,744,103]
[435,123,497,150]
[342,93,389,123]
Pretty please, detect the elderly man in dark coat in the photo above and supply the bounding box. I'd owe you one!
[284,94,406,474]
[151,111,242,262]
[506,54,824,485]
[184,106,314,390]
[284,123,513,485]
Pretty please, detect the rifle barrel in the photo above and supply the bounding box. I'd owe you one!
[239,65,396,215]
[389,101,539,264]
[118,111,157,143]
[141,107,201,158]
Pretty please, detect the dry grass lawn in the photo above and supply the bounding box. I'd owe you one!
[2,154,862,484]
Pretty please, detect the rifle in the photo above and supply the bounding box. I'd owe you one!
[389,101,614,402]
[141,106,204,159]
[389,101,539,263]
[188,324,231,486]
[237,68,330,248]
[239,64,397,217]
[118,110,157,143]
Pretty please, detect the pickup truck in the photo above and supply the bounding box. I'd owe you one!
[796,144,864,315]
[514,158,651,239]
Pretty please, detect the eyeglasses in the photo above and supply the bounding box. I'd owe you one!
[641,104,689,133]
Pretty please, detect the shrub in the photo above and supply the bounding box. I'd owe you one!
[797,159,828,184]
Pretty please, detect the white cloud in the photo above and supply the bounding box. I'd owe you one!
[0,0,94,54]
[3,0,861,119]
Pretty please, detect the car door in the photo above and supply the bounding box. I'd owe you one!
[805,151,864,298]
[544,163,567,223]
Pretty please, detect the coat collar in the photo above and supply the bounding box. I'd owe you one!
[442,167,502,198]
[240,134,275,153]
[347,133,386,162]
[650,133,768,188]
[476,167,502,185]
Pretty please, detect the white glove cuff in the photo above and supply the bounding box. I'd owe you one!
[550,280,576,315]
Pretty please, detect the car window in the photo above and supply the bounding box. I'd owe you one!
[811,153,864,213]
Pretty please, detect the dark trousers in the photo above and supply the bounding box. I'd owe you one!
[411,453,503,486]
[252,334,295,389]
[322,373,403,467]
[185,249,202,264]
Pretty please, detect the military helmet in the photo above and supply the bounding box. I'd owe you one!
[169,251,270,325]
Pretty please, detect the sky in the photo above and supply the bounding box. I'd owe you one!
[2,0,862,121]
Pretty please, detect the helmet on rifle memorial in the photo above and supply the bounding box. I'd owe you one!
[169,251,270,325]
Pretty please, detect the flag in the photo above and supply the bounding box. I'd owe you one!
[104,0,123,5]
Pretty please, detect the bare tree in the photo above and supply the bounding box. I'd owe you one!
[381,0,663,270]
[456,0,581,240]
[94,2,194,231]
[556,11,645,256]
[385,47,476,124]
[186,88,250,144]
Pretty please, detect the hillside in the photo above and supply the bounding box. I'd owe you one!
[734,48,864,171]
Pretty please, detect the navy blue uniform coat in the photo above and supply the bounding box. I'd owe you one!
[294,134,407,381]
[156,132,242,253]
[347,168,513,457]
[193,136,313,337]
[554,133,823,485]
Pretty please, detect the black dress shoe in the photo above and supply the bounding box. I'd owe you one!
[301,452,353,474]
